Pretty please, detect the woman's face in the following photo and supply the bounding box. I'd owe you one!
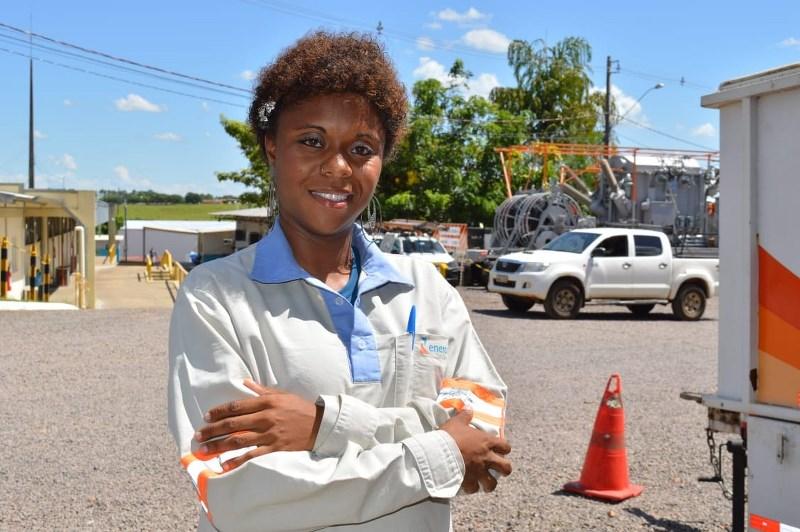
[265,92,385,240]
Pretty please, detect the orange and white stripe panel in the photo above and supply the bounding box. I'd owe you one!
[437,378,506,437]
[750,513,800,532]
[179,446,254,522]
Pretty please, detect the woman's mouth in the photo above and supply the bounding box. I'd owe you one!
[310,190,352,209]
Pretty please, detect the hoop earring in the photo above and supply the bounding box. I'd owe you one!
[267,177,279,222]
[360,196,382,236]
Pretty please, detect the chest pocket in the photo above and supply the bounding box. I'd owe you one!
[392,332,450,404]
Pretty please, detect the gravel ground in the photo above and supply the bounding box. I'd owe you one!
[0,289,730,531]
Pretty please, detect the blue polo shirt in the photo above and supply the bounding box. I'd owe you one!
[249,220,413,383]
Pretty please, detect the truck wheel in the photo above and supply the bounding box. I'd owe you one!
[501,294,535,313]
[544,280,583,319]
[626,304,655,317]
[672,284,706,321]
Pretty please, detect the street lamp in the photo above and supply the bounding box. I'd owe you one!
[617,82,665,124]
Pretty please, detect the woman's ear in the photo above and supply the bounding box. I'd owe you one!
[264,135,277,166]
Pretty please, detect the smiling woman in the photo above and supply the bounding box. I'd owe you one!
[168,31,511,532]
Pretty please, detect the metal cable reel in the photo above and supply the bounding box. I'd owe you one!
[491,189,582,250]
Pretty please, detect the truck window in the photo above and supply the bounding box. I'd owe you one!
[597,235,629,257]
[634,235,663,256]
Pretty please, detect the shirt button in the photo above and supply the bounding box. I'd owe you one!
[335,298,343,306]
[357,339,367,349]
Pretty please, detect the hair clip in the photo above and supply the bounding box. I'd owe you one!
[258,101,276,129]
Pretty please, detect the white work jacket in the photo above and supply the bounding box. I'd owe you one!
[168,222,507,532]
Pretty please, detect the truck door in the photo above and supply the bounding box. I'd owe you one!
[631,234,672,298]
[586,234,633,298]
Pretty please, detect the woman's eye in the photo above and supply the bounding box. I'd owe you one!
[352,143,375,156]
[300,136,323,148]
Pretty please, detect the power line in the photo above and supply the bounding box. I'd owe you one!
[0,31,250,99]
[234,0,509,61]
[618,66,712,91]
[0,47,248,108]
[0,21,251,93]
[620,116,715,150]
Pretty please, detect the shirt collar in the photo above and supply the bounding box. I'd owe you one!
[250,218,414,290]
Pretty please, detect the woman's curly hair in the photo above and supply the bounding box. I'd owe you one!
[248,31,407,160]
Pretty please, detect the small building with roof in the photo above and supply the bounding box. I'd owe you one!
[211,207,273,252]
[119,219,236,265]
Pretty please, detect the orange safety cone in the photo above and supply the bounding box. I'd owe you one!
[563,374,643,502]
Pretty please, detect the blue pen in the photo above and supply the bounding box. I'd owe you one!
[406,305,416,347]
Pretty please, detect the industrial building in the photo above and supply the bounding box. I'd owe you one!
[119,219,236,265]
[0,183,96,308]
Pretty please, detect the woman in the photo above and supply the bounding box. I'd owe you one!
[168,31,511,532]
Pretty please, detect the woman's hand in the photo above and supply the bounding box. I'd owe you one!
[194,379,323,471]
[439,409,512,493]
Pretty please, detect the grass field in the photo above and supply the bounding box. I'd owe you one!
[123,203,246,220]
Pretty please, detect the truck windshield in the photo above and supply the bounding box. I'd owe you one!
[403,239,446,254]
[543,232,601,253]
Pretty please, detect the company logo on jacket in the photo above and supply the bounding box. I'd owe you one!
[418,335,448,359]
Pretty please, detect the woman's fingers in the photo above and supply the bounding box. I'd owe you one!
[487,451,513,477]
[243,379,275,395]
[204,395,269,422]
[490,437,512,455]
[197,430,260,456]
[477,470,498,493]
[196,411,269,442]
[220,446,272,472]
[462,478,480,494]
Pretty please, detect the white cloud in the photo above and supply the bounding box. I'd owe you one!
[463,73,500,98]
[416,36,435,51]
[240,70,257,81]
[461,29,510,54]
[34,130,46,139]
[691,122,716,137]
[113,165,152,188]
[593,85,651,125]
[63,99,74,107]
[779,37,800,47]
[154,132,182,142]
[57,153,78,171]
[114,93,165,112]
[412,57,499,99]
[425,22,442,30]
[437,7,488,24]
[413,57,450,84]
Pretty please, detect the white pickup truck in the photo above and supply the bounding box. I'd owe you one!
[487,228,719,320]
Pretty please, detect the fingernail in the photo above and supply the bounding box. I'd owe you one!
[199,445,209,454]
[194,431,202,441]
[203,412,211,422]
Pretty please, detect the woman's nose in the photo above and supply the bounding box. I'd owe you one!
[320,152,352,178]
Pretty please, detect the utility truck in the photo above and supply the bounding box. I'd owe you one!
[487,227,719,319]
[680,64,800,532]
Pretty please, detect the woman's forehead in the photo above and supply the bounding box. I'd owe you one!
[283,93,383,130]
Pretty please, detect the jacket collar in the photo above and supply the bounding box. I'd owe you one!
[250,218,414,291]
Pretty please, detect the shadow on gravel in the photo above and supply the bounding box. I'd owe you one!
[472,308,714,322]
[548,494,709,532]
[623,507,708,532]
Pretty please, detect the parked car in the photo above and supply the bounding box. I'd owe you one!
[379,233,460,285]
[487,228,719,320]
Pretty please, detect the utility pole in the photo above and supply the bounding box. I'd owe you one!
[603,56,612,150]
[28,55,35,189]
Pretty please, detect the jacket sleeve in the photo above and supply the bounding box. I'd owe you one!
[168,282,464,532]
[312,276,507,458]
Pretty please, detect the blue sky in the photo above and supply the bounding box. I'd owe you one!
[1,1,799,196]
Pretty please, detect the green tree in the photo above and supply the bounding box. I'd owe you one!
[184,192,203,204]
[491,37,604,144]
[215,116,271,205]
[380,71,528,226]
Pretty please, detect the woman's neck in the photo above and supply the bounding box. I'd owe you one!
[279,218,354,290]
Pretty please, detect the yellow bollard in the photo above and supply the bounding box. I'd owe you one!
[145,254,153,281]
[108,242,116,264]
[43,255,51,302]
[1,237,8,299]
[29,247,37,301]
